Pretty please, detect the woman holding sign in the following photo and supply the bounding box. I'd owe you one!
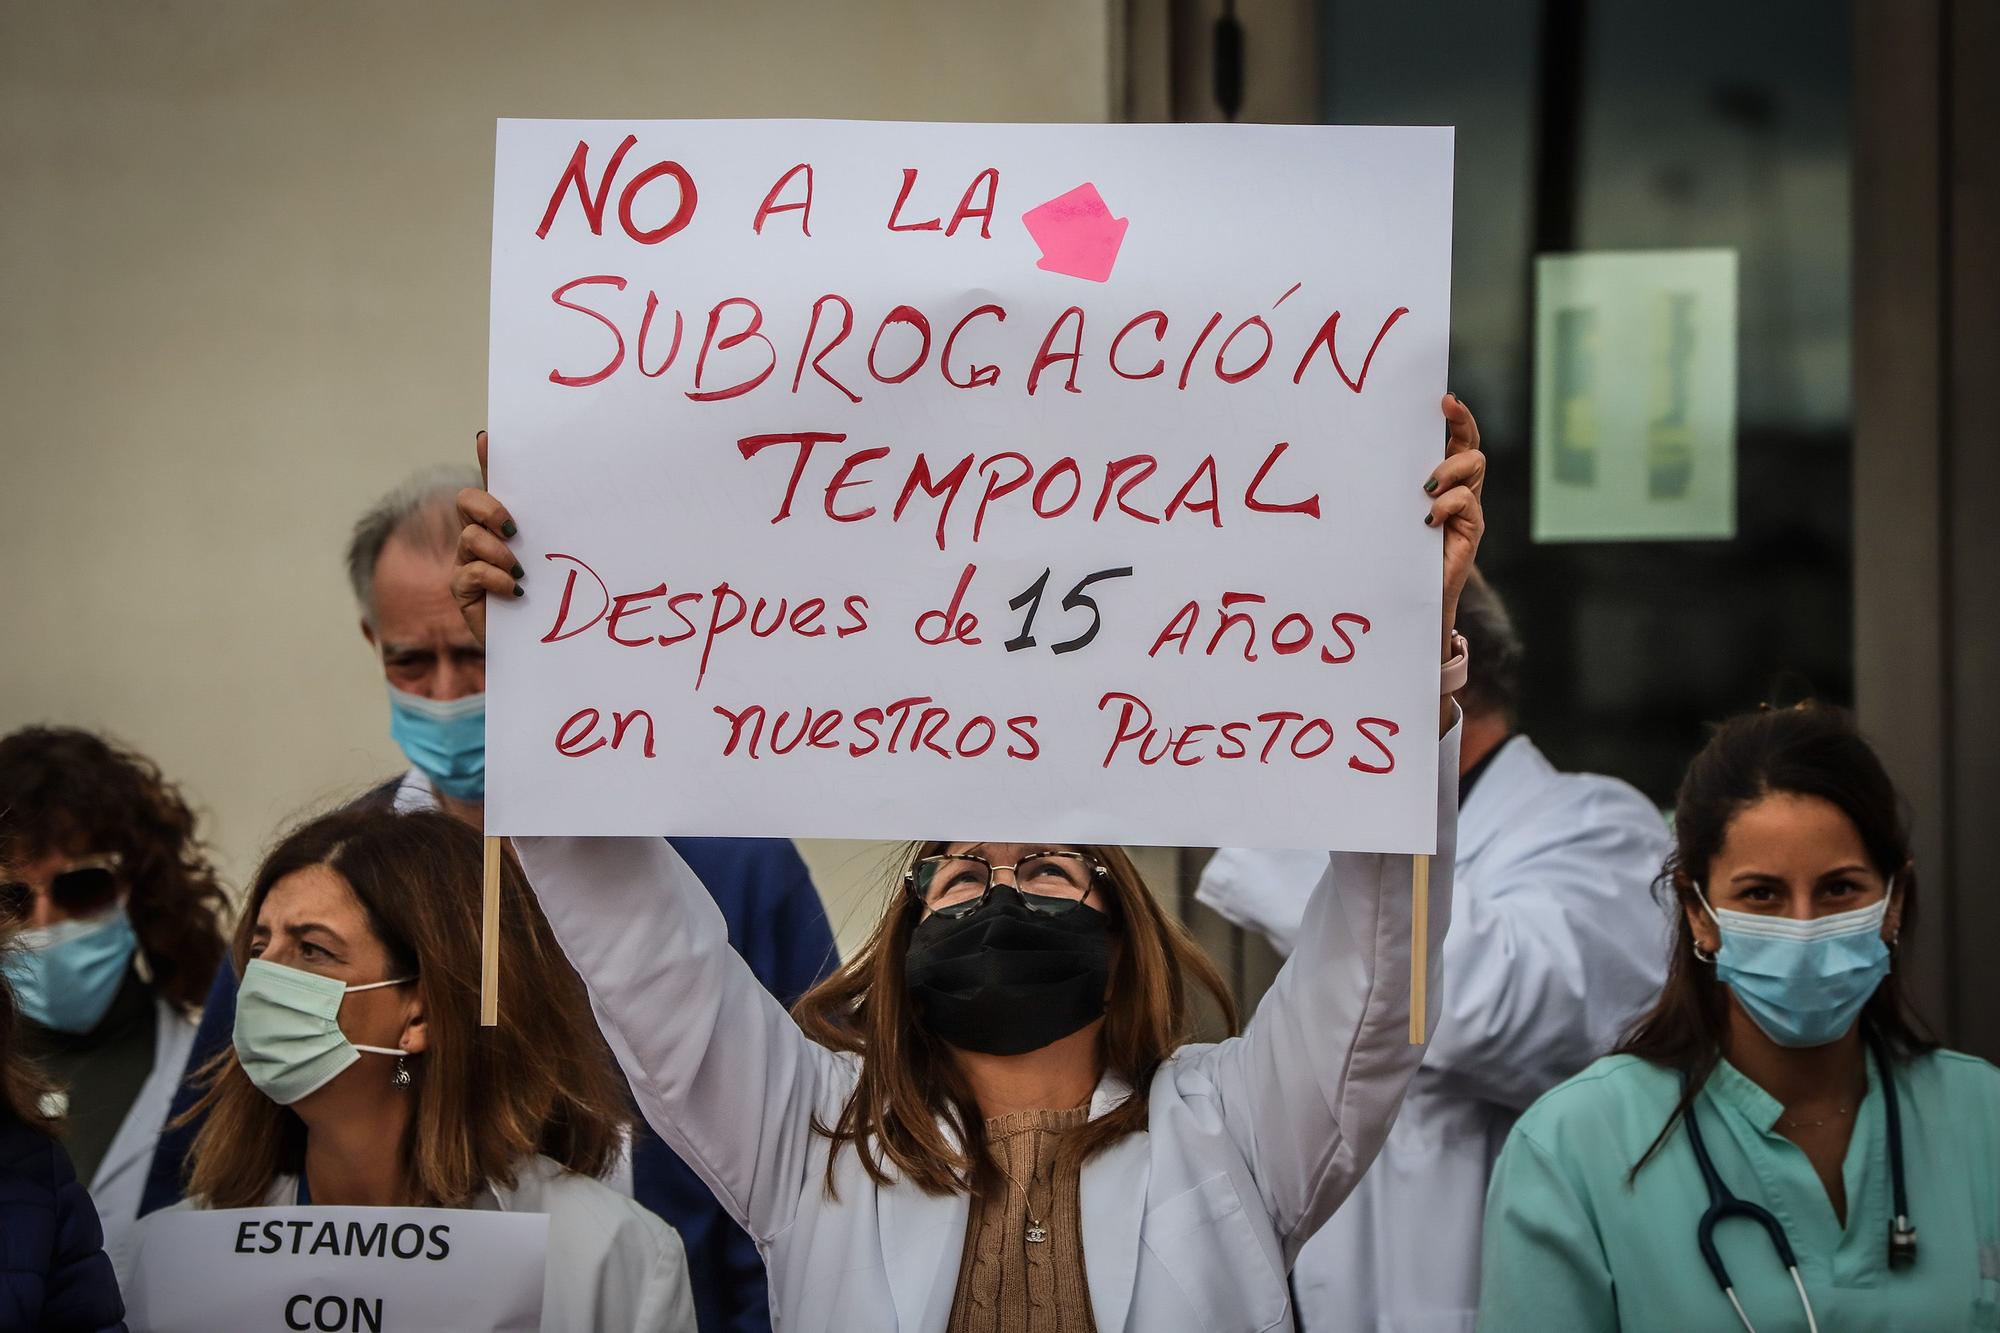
[124,808,696,1331]
[452,394,1483,1332]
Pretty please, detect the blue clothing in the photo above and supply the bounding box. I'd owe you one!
[139,835,836,1333]
[0,1112,127,1333]
[1479,1049,2000,1331]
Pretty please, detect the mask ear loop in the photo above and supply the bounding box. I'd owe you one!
[1882,873,1902,952]
[342,976,419,1061]
[1690,881,1720,964]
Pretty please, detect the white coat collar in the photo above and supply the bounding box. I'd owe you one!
[92,994,199,1191]
[1077,1084,1149,1333]
[880,1069,1148,1331]
[392,767,438,814]
[880,1155,968,1331]
[1455,733,1558,864]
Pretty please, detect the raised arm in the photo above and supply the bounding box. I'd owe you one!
[1192,845,1324,957]
[1192,718,1460,1263]
[512,833,849,1244]
[1421,780,1671,1109]
[1197,780,1672,1112]
[1187,392,1483,1260]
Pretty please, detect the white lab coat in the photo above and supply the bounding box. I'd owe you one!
[510,724,1459,1333]
[84,993,198,1280]
[1197,734,1671,1332]
[125,1154,696,1332]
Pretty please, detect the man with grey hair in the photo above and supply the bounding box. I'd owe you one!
[1196,568,1673,1331]
[142,467,837,1333]
[346,465,492,821]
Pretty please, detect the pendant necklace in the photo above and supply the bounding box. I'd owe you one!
[1779,1075,1865,1133]
[997,1160,1048,1244]
[1778,1103,1852,1132]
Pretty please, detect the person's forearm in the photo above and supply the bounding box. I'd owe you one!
[1205,714,1462,1260]
[511,835,832,1242]
[1424,899,1605,1107]
[1438,598,1460,734]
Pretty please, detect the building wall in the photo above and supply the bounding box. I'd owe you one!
[0,0,1114,953]
[1853,0,2000,1060]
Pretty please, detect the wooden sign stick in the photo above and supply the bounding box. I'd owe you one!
[1408,853,1430,1045]
[480,835,502,1027]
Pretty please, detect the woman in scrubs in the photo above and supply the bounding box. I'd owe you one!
[1478,704,2000,1332]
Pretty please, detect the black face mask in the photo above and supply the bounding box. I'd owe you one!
[903,884,1112,1056]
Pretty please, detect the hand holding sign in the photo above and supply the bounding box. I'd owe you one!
[1431,394,1485,640]
[455,430,516,644]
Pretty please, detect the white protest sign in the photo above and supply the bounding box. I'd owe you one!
[487,120,1452,852]
[127,1207,547,1332]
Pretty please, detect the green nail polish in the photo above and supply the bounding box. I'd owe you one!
[510,563,524,579]
[501,520,518,539]
[1424,478,1439,494]
[1423,514,1435,526]
[512,583,524,597]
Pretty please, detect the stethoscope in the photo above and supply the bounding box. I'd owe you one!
[1681,1032,1917,1333]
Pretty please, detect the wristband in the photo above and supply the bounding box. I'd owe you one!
[1441,632,1470,696]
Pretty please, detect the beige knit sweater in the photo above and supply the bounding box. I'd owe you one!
[946,1106,1098,1333]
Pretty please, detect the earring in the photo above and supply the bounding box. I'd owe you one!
[1691,941,1716,965]
[392,1054,412,1088]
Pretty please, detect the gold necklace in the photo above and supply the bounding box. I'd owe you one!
[996,1158,1049,1244]
[1778,1103,1852,1131]
[988,1112,1084,1246]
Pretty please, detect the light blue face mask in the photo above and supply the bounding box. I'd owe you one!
[387,686,485,800]
[233,958,412,1105]
[2,904,139,1034]
[1699,883,1895,1048]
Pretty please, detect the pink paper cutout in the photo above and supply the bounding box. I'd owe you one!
[1021,183,1129,283]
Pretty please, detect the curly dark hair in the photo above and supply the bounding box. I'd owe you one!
[0,727,228,1013]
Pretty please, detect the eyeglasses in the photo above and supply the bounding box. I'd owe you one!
[0,854,124,922]
[905,851,1106,919]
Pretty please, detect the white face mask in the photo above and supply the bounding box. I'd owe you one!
[231,959,414,1105]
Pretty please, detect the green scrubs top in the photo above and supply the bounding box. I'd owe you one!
[1478,1050,2000,1331]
